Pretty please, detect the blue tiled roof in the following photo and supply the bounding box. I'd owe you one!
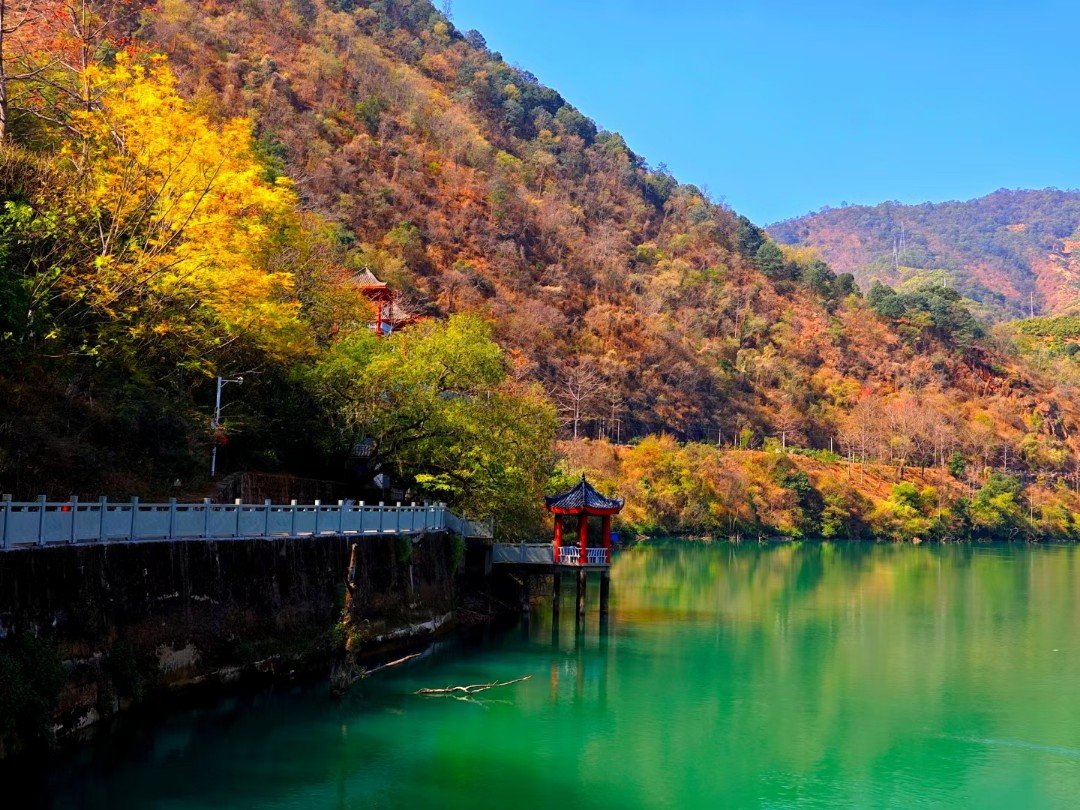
[545,475,623,512]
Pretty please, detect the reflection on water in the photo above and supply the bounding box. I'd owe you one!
[35,542,1080,808]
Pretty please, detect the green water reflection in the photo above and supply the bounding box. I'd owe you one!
[47,543,1080,808]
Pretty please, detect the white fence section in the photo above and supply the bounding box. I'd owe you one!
[533,546,610,566]
[586,547,610,565]
[0,496,493,550]
[492,543,555,565]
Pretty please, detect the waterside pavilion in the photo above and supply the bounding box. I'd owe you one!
[492,475,623,624]
[547,474,623,567]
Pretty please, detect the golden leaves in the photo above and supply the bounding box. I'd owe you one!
[66,52,310,370]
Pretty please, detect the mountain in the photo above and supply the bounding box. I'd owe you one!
[4,0,1080,526]
[768,189,1080,318]
[139,0,1080,448]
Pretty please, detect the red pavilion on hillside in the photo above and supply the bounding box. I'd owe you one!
[355,268,417,335]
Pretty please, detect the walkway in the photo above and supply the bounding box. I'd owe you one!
[0,497,492,550]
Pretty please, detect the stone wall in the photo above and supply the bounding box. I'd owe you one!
[0,533,458,754]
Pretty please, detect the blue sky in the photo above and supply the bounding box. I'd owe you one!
[449,0,1080,224]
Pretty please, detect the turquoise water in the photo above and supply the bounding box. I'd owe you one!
[42,543,1080,807]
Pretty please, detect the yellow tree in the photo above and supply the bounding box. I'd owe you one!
[59,52,309,374]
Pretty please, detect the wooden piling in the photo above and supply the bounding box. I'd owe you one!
[520,575,531,615]
[576,568,586,623]
[599,570,610,617]
[552,571,562,621]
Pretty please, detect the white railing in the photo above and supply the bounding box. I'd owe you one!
[493,544,610,566]
[557,546,609,565]
[586,547,610,565]
[0,496,492,550]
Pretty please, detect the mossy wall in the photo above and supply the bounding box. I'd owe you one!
[0,533,456,754]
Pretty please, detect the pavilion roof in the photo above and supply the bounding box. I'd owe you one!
[354,268,387,289]
[544,474,623,515]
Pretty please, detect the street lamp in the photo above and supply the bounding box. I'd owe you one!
[210,375,243,477]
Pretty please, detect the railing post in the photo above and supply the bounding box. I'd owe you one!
[37,494,47,546]
[358,501,365,533]
[234,498,242,537]
[91,494,105,546]
[338,499,345,535]
[1,494,10,549]
[290,500,297,537]
[203,498,211,538]
[168,498,177,539]
[130,496,139,541]
[396,502,402,534]
[314,499,321,535]
[69,495,78,544]
[96,494,107,546]
[378,502,384,534]
[264,499,272,537]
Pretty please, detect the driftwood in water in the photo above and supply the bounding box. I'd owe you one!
[416,675,531,696]
[331,651,423,697]
[367,652,421,676]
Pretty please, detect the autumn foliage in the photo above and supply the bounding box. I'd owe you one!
[2,0,1080,542]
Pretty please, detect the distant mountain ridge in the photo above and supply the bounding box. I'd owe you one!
[768,189,1080,318]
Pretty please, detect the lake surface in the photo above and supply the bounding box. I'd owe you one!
[40,542,1080,807]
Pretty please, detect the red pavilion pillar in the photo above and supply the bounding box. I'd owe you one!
[602,514,612,564]
[553,515,563,564]
[578,513,588,565]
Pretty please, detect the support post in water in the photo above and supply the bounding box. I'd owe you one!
[576,568,586,624]
[599,570,610,618]
[552,571,562,622]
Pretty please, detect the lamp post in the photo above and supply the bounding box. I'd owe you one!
[210,375,243,477]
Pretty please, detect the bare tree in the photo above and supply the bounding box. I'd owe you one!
[553,364,603,440]
[773,399,804,450]
[605,383,624,443]
[841,395,882,481]
[381,289,424,336]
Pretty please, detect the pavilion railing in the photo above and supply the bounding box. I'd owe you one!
[555,546,610,565]
[490,544,610,566]
[586,547,610,565]
[0,496,493,550]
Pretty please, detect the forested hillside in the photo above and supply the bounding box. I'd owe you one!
[3,0,1080,540]
[140,0,1080,460]
[769,189,1080,318]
